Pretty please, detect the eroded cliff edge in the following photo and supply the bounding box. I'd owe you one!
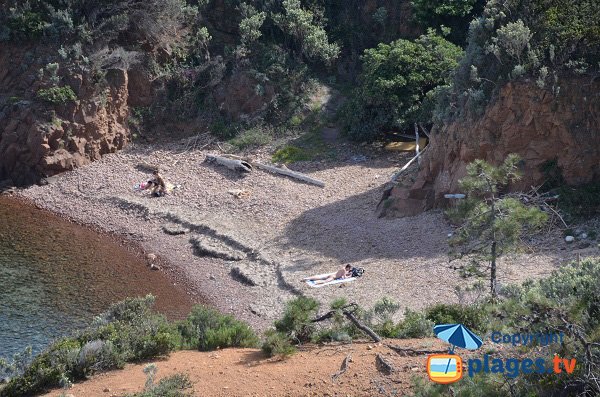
[379,77,600,217]
[0,43,131,186]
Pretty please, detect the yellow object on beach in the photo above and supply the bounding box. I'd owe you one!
[385,138,428,152]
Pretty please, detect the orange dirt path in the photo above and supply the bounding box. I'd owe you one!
[42,339,447,397]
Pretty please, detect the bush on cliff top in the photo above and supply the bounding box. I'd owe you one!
[36,86,77,104]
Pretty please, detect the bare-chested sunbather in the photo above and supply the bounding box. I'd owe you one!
[303,264,352,285]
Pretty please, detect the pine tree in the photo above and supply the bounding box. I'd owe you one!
[447,154,547,297]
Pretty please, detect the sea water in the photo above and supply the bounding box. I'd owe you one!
[0,196,193,360]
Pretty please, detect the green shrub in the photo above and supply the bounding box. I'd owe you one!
[0,295,177,397]
[261,330,296,358]
[210,119,237,140]
[395,310,434,338]
[341,29,463,141]
[411,0,484,45]
[131,373,193,397]
[425,303,487,333]
[228,126,273,150]
[439,0,600,121]
[36,86,77,104]
[7,10,46,38]
[272,146,311,163]
[274,297,320,343]
[178,305,258,351]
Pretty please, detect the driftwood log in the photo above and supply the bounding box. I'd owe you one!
[205,154,253,173]
[385,344,446,357]
[312,303,381,343]
[389,145,428,183]
[254,162,325,187]
[205,154,325,187]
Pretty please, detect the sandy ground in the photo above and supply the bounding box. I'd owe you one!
[15,139,586,330]
[41,339,448,397]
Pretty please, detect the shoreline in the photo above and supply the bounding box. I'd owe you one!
[10,141,576,332]
[4,193,211,312]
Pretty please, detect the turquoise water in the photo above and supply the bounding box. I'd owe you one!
[0,197,193,360]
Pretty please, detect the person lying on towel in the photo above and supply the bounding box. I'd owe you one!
[303,264,352,285]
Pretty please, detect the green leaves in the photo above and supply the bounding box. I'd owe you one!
[342,30,463,141]
[448,155,548,296]
[273,0,340,65]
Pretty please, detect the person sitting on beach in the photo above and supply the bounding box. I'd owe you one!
[145,169,167,197]
[304,264,353,285]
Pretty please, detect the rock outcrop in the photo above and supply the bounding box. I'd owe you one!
[0,44,130,186]
[380,77,600,217]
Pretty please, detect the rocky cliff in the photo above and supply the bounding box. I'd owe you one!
[0,44,130,186]
[379,77,600,217]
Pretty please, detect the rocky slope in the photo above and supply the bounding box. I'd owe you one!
[380,77,600,217]
[0,43,130,186]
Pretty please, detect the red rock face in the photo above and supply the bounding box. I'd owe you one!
[380,78,600,217]
[0,44,130,185]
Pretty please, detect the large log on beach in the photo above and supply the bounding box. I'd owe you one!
[254,162,325,187]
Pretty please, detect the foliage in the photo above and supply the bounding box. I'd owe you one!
[447,154,547,296]
[412,258,600,396]
[130,372,193,397]
[36,86,77,104]
[177,305,258,351]
[274,297,320,343]
[272,0,340,65]
[411,0,485,45]
[395,310,434,338]
[272,145,311,163]
[341,30,463,141]
[261,330,296,358]
[425,303,487,333]
[228,125,274,151]
[0,296,257,397]
[437,0,600,121]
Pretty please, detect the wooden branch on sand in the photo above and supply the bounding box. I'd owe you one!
[205,154,325,187]
[205,154,253,173]
[385,344,446,357]
[331,354,352,381]
[254,162,325,187]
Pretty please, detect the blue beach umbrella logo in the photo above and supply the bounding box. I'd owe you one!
[427,324,483,384]
[434,323,483,353]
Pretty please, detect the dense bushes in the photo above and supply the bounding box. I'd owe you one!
[341,30,463,141]
[36,86,77,104]
[412,258,600,396]
[0,296,258,397]
[178,306,258,351]
[437,0,600,121]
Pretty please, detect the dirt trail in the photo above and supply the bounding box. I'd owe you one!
[17,140,566,329]
[41,339,447,397]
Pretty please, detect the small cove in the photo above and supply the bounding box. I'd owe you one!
[0,196,195,360]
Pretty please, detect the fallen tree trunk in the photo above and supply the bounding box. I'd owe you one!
[205,154,253,173]
[254,162,325,187]
[312,303,381,343]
